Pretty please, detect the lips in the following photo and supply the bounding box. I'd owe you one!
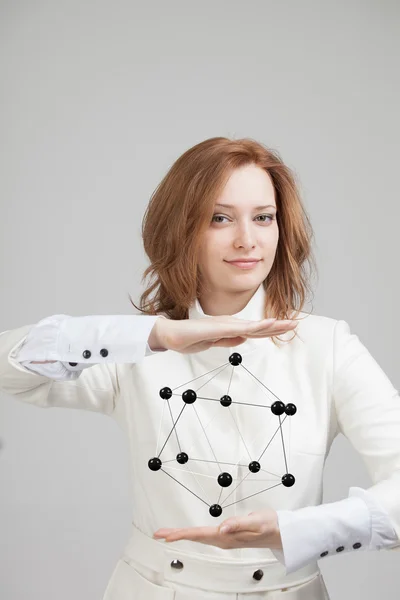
[229,261,259,264]
[226,260,261,269]
[226,259,261,264]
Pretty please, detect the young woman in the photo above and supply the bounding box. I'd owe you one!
[1,137,399,600]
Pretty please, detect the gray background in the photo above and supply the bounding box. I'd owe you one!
[0,1,399,598]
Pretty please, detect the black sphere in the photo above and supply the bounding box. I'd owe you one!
[285,403,297,416]
[229,352,242,366]
[249,461,261,473]
[176,452,188,464]
[182,389,197,404]
[209,504,223,517]
[148,457,162,471]
[220,395,232,407]
[159,387,172,400]
[281,473,295,487]
[217,472,232,487]
[271,401,286,416]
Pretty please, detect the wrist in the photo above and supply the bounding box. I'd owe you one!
[148,316,168,351]
[273,528,283,550]
[270,512,283,550]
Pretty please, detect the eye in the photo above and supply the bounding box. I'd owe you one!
[256,214,275,223]
[211,214,275,224]
[211,214,228,223]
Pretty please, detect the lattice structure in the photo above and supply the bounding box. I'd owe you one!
[148,352,297,517]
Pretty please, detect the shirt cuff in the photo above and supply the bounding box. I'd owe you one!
[272,496,372,575]
[15,314,165,364]
[145,342,168,356]
[348,486,400,549]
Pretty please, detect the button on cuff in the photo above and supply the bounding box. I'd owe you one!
[56,314,161,364]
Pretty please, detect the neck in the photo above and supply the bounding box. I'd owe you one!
[198,285,261,317]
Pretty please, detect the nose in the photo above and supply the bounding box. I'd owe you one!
[234,221,256,249]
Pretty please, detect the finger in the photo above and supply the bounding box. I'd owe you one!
[248,328,295,336]
[210,324,282,341]
[156,526,218,542]
[211,325,295,346]
[164,531,216,544]
[216,316,276,324]
[247,326,298,338]
[249,321,298,334]
[153,528,176,538]
[215,318,276,335]
[207,318,284,341]
[243,321,297,335]
[211,337,247,347]
[256,319,298,329]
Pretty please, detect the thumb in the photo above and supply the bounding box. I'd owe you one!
[219,517,241,534]
[220,513,266,534]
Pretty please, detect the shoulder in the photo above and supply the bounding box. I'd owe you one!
[288,310,353,356]
[295,310,339,338]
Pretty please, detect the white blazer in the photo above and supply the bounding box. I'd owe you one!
[1,284,400,594]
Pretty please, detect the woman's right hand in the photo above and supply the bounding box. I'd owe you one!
[149,315,298,354]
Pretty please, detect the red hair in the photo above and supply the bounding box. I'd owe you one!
[129,137,317,345]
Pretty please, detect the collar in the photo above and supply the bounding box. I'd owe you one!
[187,284,269,359]
[188,283,266,321]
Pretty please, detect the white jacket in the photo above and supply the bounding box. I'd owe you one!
[1,284,399,580]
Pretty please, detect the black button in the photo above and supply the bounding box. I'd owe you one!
[252,569,264,581]
[320,551,329,557]
[82,350,91,359]
[68,362,78,367]
[170,559,183,569]
[100,348,108,357]
[336,546,345,553]
[353,542,362,549]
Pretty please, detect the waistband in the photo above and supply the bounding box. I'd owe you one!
[122,522,320,594]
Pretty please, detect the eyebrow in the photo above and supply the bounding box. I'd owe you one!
[214,203,277,210]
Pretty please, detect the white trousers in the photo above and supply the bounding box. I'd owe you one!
[103,523,330,600]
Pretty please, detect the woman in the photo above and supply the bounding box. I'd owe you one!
[1,137,399,599]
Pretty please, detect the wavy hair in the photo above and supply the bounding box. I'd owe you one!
[129,137,318,345]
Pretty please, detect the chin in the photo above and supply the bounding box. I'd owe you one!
[227,279,264,291]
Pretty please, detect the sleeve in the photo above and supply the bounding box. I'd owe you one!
[270,489,398,574]
[269,318,400,574]
[0,314,167,412]
[14,314,167,381]
[14,313,166,364]
[332,319,400,545]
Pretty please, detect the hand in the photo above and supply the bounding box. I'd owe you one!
[149,315,298,354]
[153,509,283,550]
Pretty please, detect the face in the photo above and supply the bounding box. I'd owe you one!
[197,164,279,302]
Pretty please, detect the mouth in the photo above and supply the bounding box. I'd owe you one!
[225,260,261,269]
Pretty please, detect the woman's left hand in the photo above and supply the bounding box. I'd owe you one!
[153,508,283,550]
